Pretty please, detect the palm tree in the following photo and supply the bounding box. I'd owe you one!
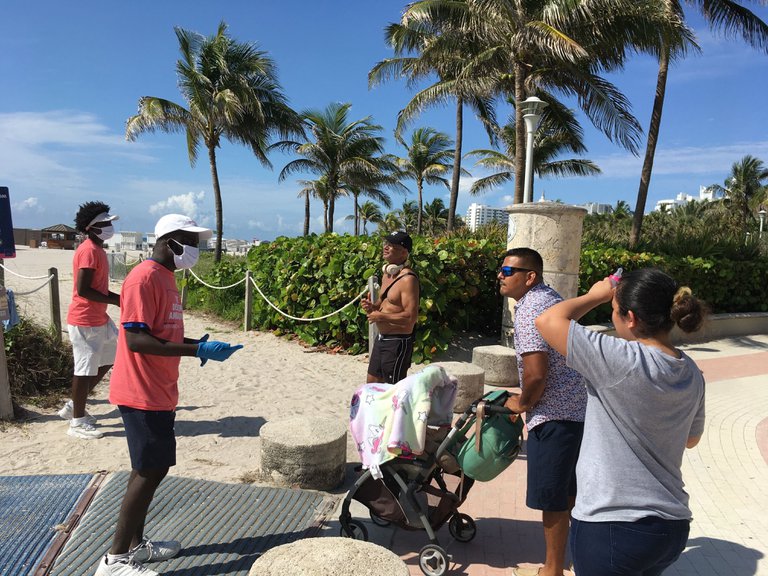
[347,201,385,235]
[125,22,301,262]
[399,0,674,205]
[379,212,404,233]
[422,197,449,236]
[348,184,394,235]
[275,102,391,233]
[629,1,768,248]
[370,9,499,231]
[297,177,333,236]
[467,98,600,198]
[395,128,456,234]
[708,155,768,233]
[613,200,632,218]
[395,200,420,233]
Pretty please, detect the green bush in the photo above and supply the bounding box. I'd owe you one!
[184,233,506,363]
[580,245,768,324]
[184,230,768,356]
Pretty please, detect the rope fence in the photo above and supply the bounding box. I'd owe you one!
[1,258,372,339]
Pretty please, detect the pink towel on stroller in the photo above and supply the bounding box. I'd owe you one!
[349,366,457,479]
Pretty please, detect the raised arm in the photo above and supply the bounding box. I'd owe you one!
[535,278,615,357]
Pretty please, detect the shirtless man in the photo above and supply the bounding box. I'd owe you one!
[361,231,419,384]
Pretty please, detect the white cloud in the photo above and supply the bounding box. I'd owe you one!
[593,141,768,179]
[12,197,40,212]
[148,191,206,220]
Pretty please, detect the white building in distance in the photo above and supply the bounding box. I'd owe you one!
[654,185,724,212]
[465,203,509,231]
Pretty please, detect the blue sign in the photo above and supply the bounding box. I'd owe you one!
[0,187,16,259]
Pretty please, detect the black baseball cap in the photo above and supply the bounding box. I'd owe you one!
[384,231,412,251]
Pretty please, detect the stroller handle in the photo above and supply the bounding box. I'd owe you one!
[475,403,515,416]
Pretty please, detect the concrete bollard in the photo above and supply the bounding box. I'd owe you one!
[433,361,485,413]
[472,345,519,387]
[248,537,409,576]
[260,416,347,491]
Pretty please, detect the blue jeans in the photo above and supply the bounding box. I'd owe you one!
[571,516,690,575]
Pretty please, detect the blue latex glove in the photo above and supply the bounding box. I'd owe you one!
[196,340,244,363]
[197,334,210,366]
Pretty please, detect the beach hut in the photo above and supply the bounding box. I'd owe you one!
[41,224,78,250]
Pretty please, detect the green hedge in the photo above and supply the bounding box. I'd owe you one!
[580,245,768,324]
[184,234,506,363]
[184,237,768,357]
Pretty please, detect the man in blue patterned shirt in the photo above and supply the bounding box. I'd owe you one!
[499,247,586,576]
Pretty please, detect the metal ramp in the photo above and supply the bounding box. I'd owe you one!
[49,472,338,575]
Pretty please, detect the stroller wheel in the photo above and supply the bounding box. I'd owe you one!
[448,513,477,542]
[339,519,369,541]
[370,511,391,527]
[419,544,448,576]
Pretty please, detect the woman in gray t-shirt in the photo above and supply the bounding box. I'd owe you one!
[535,268,707,576]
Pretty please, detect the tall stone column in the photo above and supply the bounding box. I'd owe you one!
[501,202,587,346]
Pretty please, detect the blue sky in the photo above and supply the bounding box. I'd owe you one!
[2,1,767,241]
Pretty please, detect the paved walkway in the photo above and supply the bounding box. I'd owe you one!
[338,334,768,576]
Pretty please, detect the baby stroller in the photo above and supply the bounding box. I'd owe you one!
[340,368,522,576]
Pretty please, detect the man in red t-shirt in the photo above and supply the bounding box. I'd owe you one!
[58,201,121,439]
[95,214,242,576]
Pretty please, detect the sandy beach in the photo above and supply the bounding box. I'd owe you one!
[1,246,493,485]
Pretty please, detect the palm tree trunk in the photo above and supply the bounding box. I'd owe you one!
[323,201,329,232]
[208,145,224,263]
[328,195,336,233]
[417,179,424,235]
[354,194,360,236]
[447,98,463,231]
[303,193,310,236]
[630,46,670,249]
[514,62,526,205]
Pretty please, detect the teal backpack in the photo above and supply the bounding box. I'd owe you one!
[454,390,524,482]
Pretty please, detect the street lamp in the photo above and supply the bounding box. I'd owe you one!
[522,96,548,203]
[759,208,766,239]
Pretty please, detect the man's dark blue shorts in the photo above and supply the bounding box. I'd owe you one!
[119,406,176,470]
[526,420,584,511]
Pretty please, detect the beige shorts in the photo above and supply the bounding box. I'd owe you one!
[67,319,118,376]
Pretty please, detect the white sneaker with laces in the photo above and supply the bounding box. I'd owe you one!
[94,555,159,576]
[68,421,104,439]
[130,538,181,563]
[58,400,97,424]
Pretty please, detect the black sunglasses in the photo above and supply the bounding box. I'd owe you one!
[498,266,533,277]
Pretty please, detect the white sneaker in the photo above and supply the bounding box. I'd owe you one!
[94,555,159,576]
[130,538,181,563]
[68,421,104,440]
[58,400,97,424]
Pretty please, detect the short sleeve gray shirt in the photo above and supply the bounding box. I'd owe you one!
[566,321,706,522]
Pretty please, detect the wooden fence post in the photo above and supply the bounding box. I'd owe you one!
[48,267,61,343]
[0,286,13,420]
[244,270,253,332]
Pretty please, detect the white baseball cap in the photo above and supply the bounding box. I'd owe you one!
[86,211,119,229]
[154,214,213,241]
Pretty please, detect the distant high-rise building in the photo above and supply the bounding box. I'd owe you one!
[465,202,508,232]
[654,185,724,212]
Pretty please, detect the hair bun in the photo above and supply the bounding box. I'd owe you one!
[673,286,692,305]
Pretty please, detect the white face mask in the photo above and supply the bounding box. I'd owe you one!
[169,238,200,269]
[91,224,114,241]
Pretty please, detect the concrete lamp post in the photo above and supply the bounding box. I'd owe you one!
[522,96,548,204]
[759,208,766,239]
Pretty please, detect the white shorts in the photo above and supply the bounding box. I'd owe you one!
[67,319,118,377]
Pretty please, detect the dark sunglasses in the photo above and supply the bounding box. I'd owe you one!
[498,266,533,277]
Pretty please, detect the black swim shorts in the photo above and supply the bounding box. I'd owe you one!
[367,333,414,384]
